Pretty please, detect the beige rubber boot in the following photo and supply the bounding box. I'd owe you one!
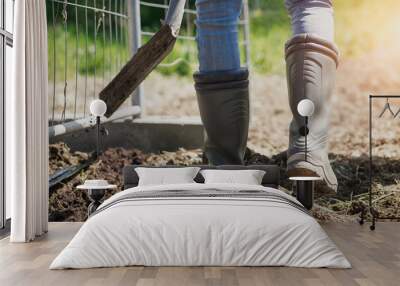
[285,34,339,191]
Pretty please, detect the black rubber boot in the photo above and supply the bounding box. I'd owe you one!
[194,69,249,165]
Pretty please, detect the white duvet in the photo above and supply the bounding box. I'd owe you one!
[50,183,351,269]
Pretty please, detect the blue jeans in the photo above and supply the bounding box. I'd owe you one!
[195,0,334,73]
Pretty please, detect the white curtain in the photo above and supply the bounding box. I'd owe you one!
[7,0,49,242]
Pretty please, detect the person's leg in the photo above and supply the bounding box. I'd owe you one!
[285,0,334,42]
[194,0,249,165]
[284,0,339,191]
[195,0,242,72]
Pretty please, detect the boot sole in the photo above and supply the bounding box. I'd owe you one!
[287,164,338,192]
[287,168,319,178]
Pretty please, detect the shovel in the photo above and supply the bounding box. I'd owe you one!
[100,0,187,117]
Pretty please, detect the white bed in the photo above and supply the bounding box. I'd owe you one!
[50,183,351,269]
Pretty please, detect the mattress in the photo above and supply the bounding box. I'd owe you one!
[50,183,351,269]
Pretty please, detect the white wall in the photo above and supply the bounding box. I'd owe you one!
[5,0,13,33]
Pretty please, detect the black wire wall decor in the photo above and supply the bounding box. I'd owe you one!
[359,95,400,230]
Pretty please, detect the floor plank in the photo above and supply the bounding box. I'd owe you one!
[0,222,399,286]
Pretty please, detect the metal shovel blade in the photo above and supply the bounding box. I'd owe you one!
[100,0,187,118]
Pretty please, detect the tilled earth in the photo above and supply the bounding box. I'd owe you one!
[49,143,398,223]
[50,51,400,222]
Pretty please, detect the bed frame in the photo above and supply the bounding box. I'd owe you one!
[123,165,281,190]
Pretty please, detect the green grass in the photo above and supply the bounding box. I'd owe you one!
[150,36,198,77]
[248,8,290,74]
[47,26,196,80]
[48,25,130,81]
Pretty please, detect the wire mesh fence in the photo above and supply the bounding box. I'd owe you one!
[48,0,131,125]
[47,0,250,130]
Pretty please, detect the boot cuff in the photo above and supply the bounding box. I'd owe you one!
[193,68,249,85]
[285,34,339,67]
[193,68,249,91]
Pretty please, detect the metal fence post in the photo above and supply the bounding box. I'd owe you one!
[242,0,251,69]
[128,0,144,115]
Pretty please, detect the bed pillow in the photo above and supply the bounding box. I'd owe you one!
[200,169,266,185]
[135,167,201,186]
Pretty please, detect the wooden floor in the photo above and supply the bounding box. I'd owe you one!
[0,222,399,286]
